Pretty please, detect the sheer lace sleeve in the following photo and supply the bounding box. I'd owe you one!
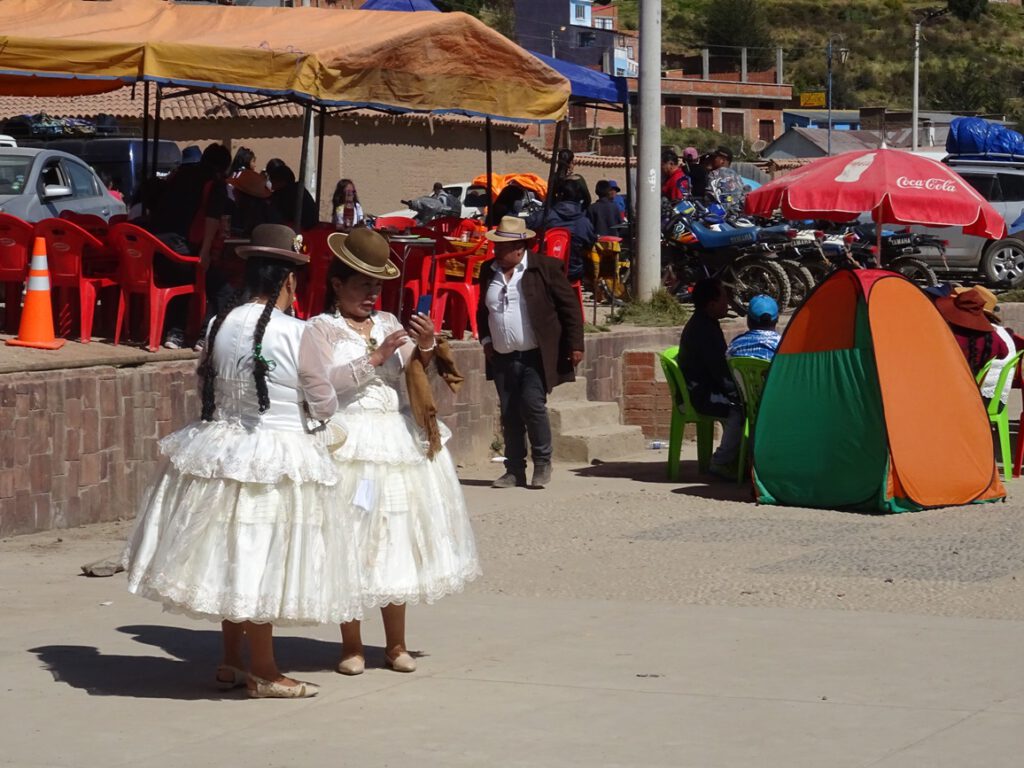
[298,317,376,420]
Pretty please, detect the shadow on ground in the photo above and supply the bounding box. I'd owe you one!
[29,625,418,700]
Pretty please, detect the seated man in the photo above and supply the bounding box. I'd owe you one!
[727,295,781,361]
[677,278,743,477]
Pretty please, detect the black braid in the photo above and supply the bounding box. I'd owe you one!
[198,288,247,421]
[252,270,290,413]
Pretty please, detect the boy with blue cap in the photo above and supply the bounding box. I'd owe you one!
[727,294,781,362]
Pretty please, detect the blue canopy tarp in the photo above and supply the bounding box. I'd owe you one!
[361,0,440,10]
[532,52,627,106]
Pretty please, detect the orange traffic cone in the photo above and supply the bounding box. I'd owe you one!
[6,236,65,350]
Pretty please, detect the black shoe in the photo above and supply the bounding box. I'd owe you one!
[531,464,552,488]
[491,472,526,489]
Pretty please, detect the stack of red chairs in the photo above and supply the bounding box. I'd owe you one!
[430,238,492,340]
[294,224,335,320]
[35,218,119,343]
[0,213,33,333]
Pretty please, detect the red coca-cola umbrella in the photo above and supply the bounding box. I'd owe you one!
[746,149,1006,240]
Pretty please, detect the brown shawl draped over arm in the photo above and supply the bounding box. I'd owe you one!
[405,337,464,459]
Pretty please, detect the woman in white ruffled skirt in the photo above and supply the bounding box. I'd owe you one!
[123,224,361,699]
[299,227,480,675]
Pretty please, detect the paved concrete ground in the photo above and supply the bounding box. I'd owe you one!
[2,447,1023,767]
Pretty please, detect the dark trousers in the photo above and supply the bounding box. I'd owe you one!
[492,349,552,476]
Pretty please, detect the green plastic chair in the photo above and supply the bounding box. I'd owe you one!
[728,356,771,484]
[978,349,1024,482]
[658,345,726,480]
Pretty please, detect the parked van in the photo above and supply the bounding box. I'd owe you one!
[44,138,180,204]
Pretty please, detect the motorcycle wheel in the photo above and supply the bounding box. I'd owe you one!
[888,257,938,287]
[778,260,815,308]
[725,258,791,316]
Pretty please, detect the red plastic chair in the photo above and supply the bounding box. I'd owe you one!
[373,216,417,232]
[0,213,33,333]
[430,239,491,340]
[34,218,119,343]
[107,223,204,351]
[542,227,585,320]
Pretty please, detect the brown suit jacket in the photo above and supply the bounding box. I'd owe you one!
[476,252,585,393]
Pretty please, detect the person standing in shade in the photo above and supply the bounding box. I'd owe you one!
[588,179,623,238]
[476,216,585,489]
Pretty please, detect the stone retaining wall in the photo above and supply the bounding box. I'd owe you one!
[0,326,683,537]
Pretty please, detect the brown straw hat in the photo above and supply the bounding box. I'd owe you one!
[228,169,272,199]
[327,227,399,280]
[236,223,309,264]
[484,216,536,243]
[936,288,994,333]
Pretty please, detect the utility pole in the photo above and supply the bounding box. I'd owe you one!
[825,36,849,156]
[912,8,948,152]
[636,0,662,300]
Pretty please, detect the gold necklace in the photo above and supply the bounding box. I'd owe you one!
[341,314,377,353]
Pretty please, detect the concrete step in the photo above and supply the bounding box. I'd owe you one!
[549,377,588,404]
[548,399,622,433]
[553,424,647,463]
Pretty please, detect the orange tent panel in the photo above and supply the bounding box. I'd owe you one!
[868,276,1004,507]
[777,269,859,355]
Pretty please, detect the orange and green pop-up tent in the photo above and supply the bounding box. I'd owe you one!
[0,0,569,122]
[753,269,1005,513]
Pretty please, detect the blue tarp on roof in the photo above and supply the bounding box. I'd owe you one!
[361,0,440,10]
[532,52,627,106]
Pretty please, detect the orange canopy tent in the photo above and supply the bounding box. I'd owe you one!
[0,0,569,122]
[471,173,548,202]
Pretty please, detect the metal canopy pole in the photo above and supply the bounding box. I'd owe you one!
[150,84,163,179]
[141,82,150,185]
[485,116,493,225]
[623,96,635,256]
[295,104,313,231]
[316,108,327,216]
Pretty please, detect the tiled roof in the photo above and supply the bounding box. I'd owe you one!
[0,89,528,131]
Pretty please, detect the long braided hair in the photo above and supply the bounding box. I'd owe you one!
[198,255,297,420]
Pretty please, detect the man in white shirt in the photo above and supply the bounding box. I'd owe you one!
[477,217,585,488]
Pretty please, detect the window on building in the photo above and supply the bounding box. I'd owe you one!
[696,98,712,107]
[697,107,714,131]
[578,31,596,47]
[665,106,682,130]
[724,100,741,109]
[722,112,744,136]
[627,46,635,59]
[574,3,586,21]
[758,119,775,143]
[594,17,613,30]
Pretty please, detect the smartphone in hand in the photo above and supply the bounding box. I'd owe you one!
[416,294,433,316]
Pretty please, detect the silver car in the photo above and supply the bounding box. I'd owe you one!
[0,147,127,222]
[913,159,1024,287]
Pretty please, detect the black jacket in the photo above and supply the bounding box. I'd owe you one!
[527,201,596,281]
[677,309,738,417]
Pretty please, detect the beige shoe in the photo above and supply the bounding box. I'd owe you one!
[247,675,319,699]
[385,651,417,673]
[336,655,365,676]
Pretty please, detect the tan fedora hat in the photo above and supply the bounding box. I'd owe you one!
[236,223,309,264]
[327,227,400,280]
[485,216,536,243]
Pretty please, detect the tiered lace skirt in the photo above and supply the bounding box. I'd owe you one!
[123,421,363,626]
[330,408,481,609]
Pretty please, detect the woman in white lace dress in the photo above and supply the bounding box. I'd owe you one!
[123,224,362,699]
[299,227,480,675]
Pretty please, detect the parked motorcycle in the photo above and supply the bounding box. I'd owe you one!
[662,200,791,314]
